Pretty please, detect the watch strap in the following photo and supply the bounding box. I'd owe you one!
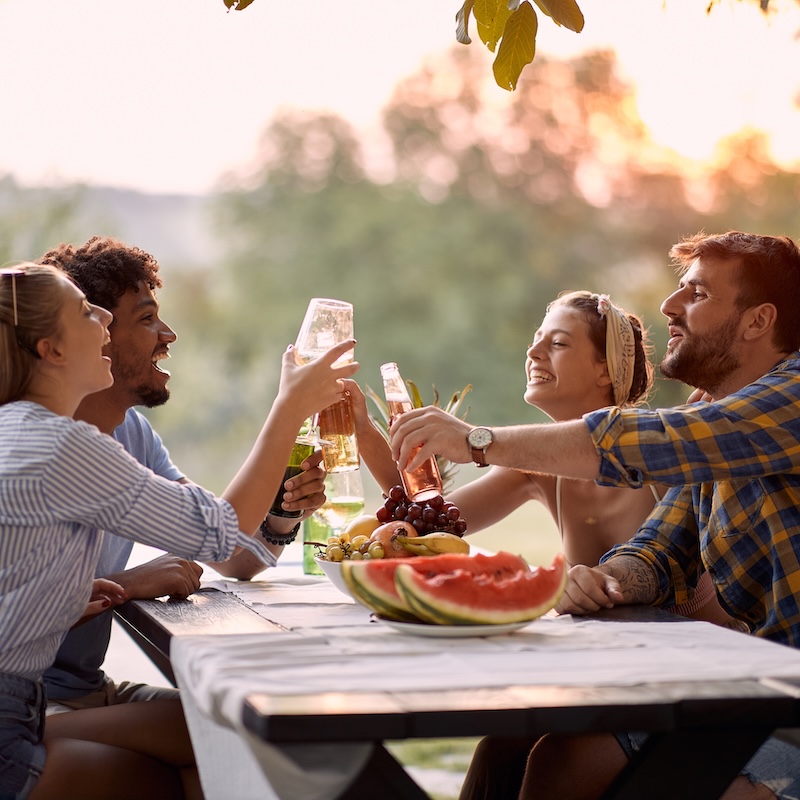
[471,445,489,468]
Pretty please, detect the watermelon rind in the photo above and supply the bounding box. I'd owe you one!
[342,560,418,621]
[342,551,532,624]
[395,553,567,625]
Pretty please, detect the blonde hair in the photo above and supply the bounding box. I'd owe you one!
[0,263,68,405]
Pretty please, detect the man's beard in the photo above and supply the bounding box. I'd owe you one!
[133,382,170,408]
[660,314,741,394]
[110,347,171,408]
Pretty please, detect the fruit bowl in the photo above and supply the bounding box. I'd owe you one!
[314,557,353,598]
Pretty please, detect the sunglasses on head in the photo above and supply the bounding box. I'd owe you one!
[1,269,41,358]
[0,268,25,326]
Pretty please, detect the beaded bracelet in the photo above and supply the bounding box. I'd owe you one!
[259,517,302,546]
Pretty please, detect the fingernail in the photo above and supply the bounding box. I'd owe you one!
[101,598,111,608]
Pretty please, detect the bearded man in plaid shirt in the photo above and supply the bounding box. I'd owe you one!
[389,230,800,800]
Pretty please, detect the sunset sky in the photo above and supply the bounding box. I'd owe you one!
[1,0,798,194]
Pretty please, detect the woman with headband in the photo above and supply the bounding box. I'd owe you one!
[455,290,735,800]
[350,289,734,800]
[354,289,730,608]
[0,263,356,799]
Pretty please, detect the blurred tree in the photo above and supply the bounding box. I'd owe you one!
[159,44,799,488]
[0,176,86,264]
[207,50,684,430]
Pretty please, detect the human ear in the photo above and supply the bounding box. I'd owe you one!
[742,303,777,343]
[37,337,65,364]
[595,359,612,388]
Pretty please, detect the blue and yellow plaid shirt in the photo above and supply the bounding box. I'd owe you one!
[584,353,800,648]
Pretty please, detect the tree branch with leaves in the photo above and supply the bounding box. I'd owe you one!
[221,0,796,90]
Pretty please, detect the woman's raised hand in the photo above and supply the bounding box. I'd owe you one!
[278,339,359,421]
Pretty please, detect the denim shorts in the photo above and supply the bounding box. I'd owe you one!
[616,731,800,799]
[46,677,179,715]
[0,674,46,800]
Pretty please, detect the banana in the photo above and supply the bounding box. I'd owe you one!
[396,531,470,556]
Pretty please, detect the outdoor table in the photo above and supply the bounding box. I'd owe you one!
[115,557,800,800]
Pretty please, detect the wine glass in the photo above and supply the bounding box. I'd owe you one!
[303,469,365,575]
[313,470,366,533]
[294,298,359,473]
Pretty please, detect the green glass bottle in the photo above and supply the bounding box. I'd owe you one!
[303,515,332,575]
[270,437,316,518]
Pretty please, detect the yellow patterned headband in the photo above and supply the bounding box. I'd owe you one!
[593,294,636,406]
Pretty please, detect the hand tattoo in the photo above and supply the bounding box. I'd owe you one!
[606,556,658,604]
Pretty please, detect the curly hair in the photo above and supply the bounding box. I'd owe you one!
[547,290,654,407]
[37,236,162,312]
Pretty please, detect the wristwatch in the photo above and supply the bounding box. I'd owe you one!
[467,427,494,468]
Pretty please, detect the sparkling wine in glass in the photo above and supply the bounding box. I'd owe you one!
[302,469,365,575]
[294,298,359,473]
[313,470,366,532]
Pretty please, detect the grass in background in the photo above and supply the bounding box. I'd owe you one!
[387,738,479,800]
[466,499,561,566]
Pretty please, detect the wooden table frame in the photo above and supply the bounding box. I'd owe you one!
[116,589,800,800]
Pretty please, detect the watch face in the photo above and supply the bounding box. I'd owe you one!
[468,428,493,448]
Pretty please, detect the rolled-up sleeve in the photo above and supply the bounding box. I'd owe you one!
[584,367,800,490]
[601,485,702,607]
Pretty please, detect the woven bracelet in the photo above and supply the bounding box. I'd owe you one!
[259,517,302,546]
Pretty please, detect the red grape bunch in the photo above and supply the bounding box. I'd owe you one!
[376,485,467,536]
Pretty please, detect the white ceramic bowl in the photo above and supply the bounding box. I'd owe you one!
[314,557,353,598]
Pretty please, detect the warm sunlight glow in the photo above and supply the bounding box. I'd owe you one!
[538,0,800,171]
[0,0,797,193]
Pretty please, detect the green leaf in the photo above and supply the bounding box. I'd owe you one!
[407,380,425,409]
[445,384,473,419]
[532,0,584,32]
[492,1,538,91]
[477,0,513,52]
[455,0,474,44]
[364,384,391,443]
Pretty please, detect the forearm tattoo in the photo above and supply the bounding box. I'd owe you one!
[606,557,658,604]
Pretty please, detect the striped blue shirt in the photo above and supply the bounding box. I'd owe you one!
[0,401,275,680]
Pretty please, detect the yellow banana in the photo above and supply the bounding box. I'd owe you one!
[396,531,470,556]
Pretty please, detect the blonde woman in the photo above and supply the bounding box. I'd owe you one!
[0,263,356,800]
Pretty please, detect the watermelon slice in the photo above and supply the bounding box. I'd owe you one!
[342,551,531,622]
[395,552,567,625]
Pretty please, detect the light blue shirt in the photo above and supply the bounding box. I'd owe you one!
[0,402,274,681]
